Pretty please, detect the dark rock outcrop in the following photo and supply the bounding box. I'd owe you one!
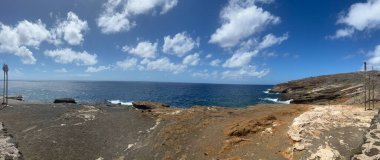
[271,71,380,104]
[132,101,170,110]
[54,98,76,104]
[7,95,23,101]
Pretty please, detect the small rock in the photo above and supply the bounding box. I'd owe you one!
[54,98,76,104]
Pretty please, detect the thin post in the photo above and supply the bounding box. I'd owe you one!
[364,62,367,110]
[2,64,8,105]
[373,66,375,109]
[369,67,371,110]
[5,72,8,104]
[2,69,4,104]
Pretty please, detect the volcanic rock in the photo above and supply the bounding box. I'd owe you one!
[132,101,170,110]
[54,98,76,104]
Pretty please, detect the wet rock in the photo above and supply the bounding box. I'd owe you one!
[132,101,170,110]
[54,98,76,104]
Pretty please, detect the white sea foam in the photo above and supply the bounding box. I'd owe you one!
[108,100,133,105]
[263,89,279,94]
[261,98,292,104]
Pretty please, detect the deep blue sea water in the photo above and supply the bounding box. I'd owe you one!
[1,81,286,108]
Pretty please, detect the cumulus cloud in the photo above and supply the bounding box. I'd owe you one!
[122,41,158,58]
[182,53,200,66]
[327,28,355,39]
[163,32,199,57]
[209,0,280,48]
[257,33,288,50]
[142,57,186,74]
[338,0,380,31]
[210,59,222,67]
[222,65,269,79]
[223,51,258,68]
[85,65,112,73]
[367,45,380,66]
[116,58,138,70]
[51,12,89,45]
[97,0,178,34]
[44,48,97,65]
[331,0,380,39]
[0,20,50,64]
[0,11,89,64]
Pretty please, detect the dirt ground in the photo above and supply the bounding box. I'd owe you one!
[0,100,311,160]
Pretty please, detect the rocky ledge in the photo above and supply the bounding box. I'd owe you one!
[271,71,380,105]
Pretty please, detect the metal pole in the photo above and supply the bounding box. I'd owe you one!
[5,72,8,104]
[2,70,4,104]
[373,66,375,109]
[364,62,367,110]
[369,66,371,110]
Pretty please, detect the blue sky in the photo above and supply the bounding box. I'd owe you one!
[1,0,380,84]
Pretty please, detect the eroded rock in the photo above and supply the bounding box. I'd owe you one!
[132,101,170,110]
[0,122,23,160]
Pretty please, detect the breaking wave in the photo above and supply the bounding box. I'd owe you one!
[107,100,133,105]
[263,89,279,94]
[260,98,292,104]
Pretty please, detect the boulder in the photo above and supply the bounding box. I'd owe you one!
[132,101,169,110]
[54,98,76,104]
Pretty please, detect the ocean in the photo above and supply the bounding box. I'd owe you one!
[1,81,288,108]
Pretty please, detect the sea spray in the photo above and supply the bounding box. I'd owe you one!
[108,100,133,106]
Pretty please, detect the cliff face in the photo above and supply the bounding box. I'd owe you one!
[271,71,380,105]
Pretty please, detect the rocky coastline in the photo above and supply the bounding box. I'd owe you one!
[270,71,379,105]
[0,72,379,159]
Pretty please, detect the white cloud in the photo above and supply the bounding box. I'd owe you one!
[97,0,134,34]
[44,48,97,65]
[0,12,89,64]
[116,58,138,70]
[51,12,89,45]
[223,51,258,68]
[210,59,222,67]
[331,0,380,39]
[257,33,288,50]
[222,65,269,79]
[338,0,380,31]
[206,54,212,59]
[122,41,157,58]
[209,0,280,48]
[182,53,200,66]
[54,68,68,73]
[163,32,199,57]
[97,0,178,34]
[367,44,380,66]
[126,0,178,15]
[0,20,51,64]
[142,57,186,74]
[327,28,355,39]
[85,65,112,73]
